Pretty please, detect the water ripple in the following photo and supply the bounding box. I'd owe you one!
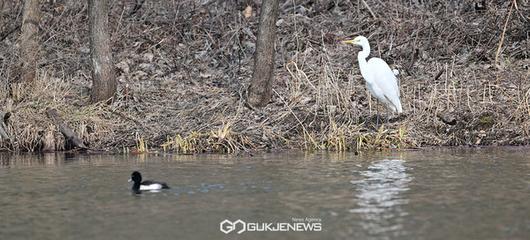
[350,159,413,237]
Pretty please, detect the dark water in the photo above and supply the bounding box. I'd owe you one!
[0,149,529,240]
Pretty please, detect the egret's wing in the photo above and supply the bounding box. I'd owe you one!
[368,58,400,97]
[367,58,402,112]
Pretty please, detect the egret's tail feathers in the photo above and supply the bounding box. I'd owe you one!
[384,95,403,114]
[394,99,403,113]
[395,100,403,113]
[396,105,403,113]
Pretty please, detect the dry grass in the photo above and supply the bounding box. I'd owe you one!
[0,0,528,153]
[0,69,125,152]
[160,121,256,153]
[134,134,148,154]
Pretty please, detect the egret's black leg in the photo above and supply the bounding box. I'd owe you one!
[375,101,381,128]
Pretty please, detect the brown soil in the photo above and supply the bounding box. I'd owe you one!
[0,0,529,153]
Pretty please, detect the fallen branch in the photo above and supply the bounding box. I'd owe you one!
[46,108,87,150]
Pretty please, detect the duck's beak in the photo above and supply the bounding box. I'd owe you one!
[128,178,132,183]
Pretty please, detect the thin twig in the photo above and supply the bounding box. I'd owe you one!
[360,0,377,19]
[434,69,444,81]
[129,0,145,16]
[495,1,514,68]
[512,0,528,23]
[0,24,21,42]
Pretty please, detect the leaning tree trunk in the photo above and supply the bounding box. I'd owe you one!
[14,0,40,97]
[247,0,279,108]
[88,0,116,103]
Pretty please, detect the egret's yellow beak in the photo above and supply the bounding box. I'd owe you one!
[342,39,356,44]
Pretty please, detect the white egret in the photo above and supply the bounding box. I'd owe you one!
[343,36,403,114]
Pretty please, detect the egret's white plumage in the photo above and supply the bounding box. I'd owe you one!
[343,36,403,113]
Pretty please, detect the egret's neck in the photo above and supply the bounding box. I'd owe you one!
[357,44,370,79]
[357,43,370,62]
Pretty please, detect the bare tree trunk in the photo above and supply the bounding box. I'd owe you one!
[16,0,40,89]
[0,1,4,20]
[89,0,116,103]
[0,0,4,38]
[247,0,279,108]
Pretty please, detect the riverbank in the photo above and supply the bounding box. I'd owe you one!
[0,1,528,153]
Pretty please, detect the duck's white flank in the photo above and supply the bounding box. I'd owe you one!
[139,183,164,190]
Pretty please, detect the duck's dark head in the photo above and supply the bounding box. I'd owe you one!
[129,171,142,184]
